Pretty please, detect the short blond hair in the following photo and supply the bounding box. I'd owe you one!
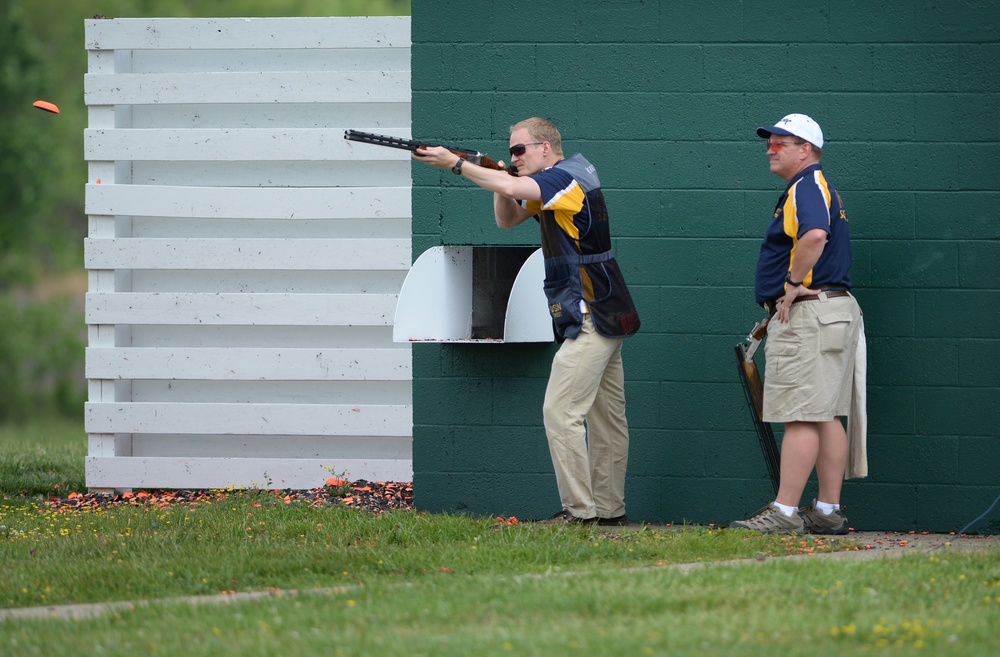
[510,117,563,157]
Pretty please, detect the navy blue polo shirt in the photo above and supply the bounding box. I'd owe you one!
[754,164,852,305]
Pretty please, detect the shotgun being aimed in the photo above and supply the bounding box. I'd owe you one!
[344,130,518,175]
[735,316,781,494]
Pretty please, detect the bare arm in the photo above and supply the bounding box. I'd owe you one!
[413,146,542,229]
[494,194,534,229]
[775,227,827,322]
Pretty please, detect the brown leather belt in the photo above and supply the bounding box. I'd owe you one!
[764,289,850,316]
[792,289,850,304]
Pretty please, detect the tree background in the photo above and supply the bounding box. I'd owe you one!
[0,0,410,422]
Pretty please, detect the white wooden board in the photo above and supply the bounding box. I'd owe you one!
[84,17,414,491]
[86,402,411,436]
[85,184,409,220]
[84,238,410,270]
[86,456,413,489]
[86,347,410,381]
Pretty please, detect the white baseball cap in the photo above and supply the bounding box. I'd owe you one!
[756,113,824,149]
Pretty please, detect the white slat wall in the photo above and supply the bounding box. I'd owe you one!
[83,17,413,490]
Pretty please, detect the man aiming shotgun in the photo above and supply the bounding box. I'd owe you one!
[410,117,641,526]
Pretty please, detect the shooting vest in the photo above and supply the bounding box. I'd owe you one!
[531,154,640,342]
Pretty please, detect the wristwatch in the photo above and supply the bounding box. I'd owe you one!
[451,158,464,175]
[784,271,803,287]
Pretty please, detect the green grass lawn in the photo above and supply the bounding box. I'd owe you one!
[1,421,998,656]
[0,419,86,496]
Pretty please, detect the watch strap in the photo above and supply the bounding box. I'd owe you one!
[784,271,803,287]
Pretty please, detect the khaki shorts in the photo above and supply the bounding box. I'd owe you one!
[762,293,863,423]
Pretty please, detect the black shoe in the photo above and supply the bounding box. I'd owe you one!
[538,509,597,525]
[597,514,629,527]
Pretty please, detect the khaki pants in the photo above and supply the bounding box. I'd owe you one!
[763,293,863,423]
[542,315,629,519]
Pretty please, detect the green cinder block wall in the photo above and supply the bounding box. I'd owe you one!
[409,0,1000,532]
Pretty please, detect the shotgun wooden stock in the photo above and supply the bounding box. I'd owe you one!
[735,316,780,494]
[344,130,517,175]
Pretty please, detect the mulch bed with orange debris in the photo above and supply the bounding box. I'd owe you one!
[46,480,414,514]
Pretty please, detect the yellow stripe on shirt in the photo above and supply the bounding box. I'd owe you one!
[544,181,585,239]
[783,182,814,287]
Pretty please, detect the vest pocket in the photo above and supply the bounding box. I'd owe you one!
[543,275,584,332]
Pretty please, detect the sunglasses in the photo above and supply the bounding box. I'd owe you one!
[509,142,544,157]
[767,139,804,152]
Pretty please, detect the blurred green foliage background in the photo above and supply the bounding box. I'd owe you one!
[0,0,410,423]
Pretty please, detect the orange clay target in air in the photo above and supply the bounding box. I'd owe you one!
[33,100,60,114]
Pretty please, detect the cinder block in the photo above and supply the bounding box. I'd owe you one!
[957,436,1000,486]
[578,94,667,141]
[411,1,485,41]
[489,379,548,427]
[622,285,660,333]
[576,2,661,42]
[916,386,1000,436]
[916,485,1000,534]
[959,144,1000,190]
[960,241,1000,289]
[625,476,747,525]
[841,192,914,239]
[915,192,1000,240]
[866,386,916,435]
[915,94,1000,142]
[413,378,495,426]
[490,93,580,137]
[869,143,961,190]
[412,425,461,472]
[445,426,548,475]
[629,429,707,478]
[916,290,1000,339]
[959,43,1000,92]
[621,333,672,381]
[408,45,443,90]
[703,45,788,92]
[660,1,747,42]
[872,45,963,92]
[616,380,662,431]
[787,44,877,92]
[850,241,872,288]
[604,193,661,236]
[443,343,554,379]
[914,4,1000,42]
[703,431,775,481]
[657,287,755,335]
[866,434,958,484]
[660,191,746,237]
[866,337,959,386]
[855,289,914,338]
[659,382,746,431]
[847,483,916,530]
[413,471,558,520]
[828,3,917,42]
[635,333,730,384]
[959,340,1000,387]
[411,343,443,377]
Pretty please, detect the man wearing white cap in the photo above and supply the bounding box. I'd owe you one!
[730,113,867,535]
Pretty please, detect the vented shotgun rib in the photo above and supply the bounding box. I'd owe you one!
[344,130,516,175]
[735,317,781,494]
